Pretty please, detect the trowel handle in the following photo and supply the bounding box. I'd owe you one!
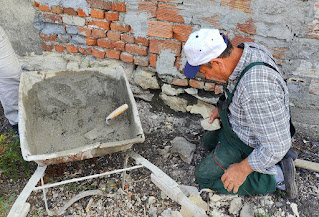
[106,104,128,120]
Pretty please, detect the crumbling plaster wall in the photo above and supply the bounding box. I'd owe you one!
[0,0,43,55]
[1,0,319,140]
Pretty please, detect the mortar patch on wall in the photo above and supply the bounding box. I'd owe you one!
[156,50,181,78]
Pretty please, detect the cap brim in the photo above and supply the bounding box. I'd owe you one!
[184,62,201,79]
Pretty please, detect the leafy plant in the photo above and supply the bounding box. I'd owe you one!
[0,133,36,181]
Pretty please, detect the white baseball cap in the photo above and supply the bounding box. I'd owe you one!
[183,29,227,78]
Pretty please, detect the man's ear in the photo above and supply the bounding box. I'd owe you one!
[210,58,226,72]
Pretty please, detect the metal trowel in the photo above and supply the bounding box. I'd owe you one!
[105,104,128,124]
[84,104,129,140]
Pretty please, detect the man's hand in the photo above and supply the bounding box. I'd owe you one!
[209,107,220,123]
[221,158,253,193]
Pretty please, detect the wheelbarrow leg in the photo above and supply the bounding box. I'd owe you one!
[121,152,129,190]
[41,176,50,213]
[8,165,47,217]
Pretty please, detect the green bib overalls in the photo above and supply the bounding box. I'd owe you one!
[195,62,287,195]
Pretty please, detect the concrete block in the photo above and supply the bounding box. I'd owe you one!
[19,53,67,71]
[292,60,319,78]
[41,23,66,35]
[186,100,214,119]
[201,118,221,131]
[133,68,160,90]
[159,93,188,112]
[70,35,86,44]
[171,137,196,164]
[162,84,184,96]
[57,34,71,43]
[62,15,86,26]
[66,25,79,34]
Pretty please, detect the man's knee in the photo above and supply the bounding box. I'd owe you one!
[195,153,224,187]
[203,130,220,151]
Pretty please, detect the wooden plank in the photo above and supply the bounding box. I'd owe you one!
[295,159,319,172]
[128,151,207,217]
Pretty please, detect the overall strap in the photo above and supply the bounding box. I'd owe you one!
[223,61,296,137]
[226,62,266,102]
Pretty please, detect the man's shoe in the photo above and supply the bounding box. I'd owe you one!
[284,149,298,161]
[280,158,298,199]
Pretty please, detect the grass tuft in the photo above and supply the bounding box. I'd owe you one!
[0,193,16,216]
[0,132,36,181]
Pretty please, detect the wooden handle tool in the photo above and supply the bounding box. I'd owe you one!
[105,104,128,124]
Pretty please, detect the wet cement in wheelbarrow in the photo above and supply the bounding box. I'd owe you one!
[23,71,138,155]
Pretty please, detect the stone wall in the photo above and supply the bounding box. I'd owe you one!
[4,0,319,140]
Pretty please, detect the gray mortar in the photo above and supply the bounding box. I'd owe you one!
[42,0,91,14]
[179,0,249,28]
[124,0,154,37]
[156,50,183,78]
[0,0,42,55]
[41,23,66,35]
[23,71,138,155]
[71,35,86,44]
[124,11,149,37]
[66,26,79,35]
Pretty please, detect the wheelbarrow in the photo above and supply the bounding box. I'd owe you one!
[8,67,207,217]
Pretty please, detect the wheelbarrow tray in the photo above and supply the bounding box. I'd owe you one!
[19,68,145,166]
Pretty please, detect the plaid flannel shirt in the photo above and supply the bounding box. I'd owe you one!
[226,43,291,175]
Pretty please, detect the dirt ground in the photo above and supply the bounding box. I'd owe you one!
[0,98,318,217]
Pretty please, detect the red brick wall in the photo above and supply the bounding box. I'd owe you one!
[33,0,318,95]
[34,0,202,88]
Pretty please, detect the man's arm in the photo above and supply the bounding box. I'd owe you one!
[243,95,291,174]
[221,158,253,193]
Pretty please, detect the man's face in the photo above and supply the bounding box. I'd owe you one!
[199,62,216,80]
[198,60,227,83]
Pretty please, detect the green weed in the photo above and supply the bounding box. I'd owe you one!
[0,193,16,217]
[275,189,286,202]
[30,209,44,217]
[0,133,36,181]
